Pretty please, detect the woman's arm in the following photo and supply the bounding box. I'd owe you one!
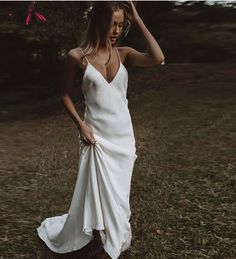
[61,50,84,130]
[60,50,96,145]
[123,0,165,67]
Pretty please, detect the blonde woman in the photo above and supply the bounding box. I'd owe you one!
[37,1,165,258]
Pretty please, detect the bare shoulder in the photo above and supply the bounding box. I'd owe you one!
[117,46,135,53]
[117,46,141,66]
[66,48,85,69]
[117,46,133,65]
[117,46,130,58]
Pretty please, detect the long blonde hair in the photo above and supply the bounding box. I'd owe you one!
[79,1,132,66]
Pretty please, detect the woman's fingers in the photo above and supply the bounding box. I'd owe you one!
[79,122,96,145]
[81,136,89,145]
[81,133,96,145]
[87,137,96,145]
[90,132,97,144]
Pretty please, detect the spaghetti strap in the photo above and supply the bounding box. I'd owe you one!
[77,47,89,68]
[115,47,121,63]
[79,47,120,64]
[77,47,88,60]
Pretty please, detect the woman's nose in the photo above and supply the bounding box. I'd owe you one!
[113,26,119,34]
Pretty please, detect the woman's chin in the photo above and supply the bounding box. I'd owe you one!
[110,38,117,44]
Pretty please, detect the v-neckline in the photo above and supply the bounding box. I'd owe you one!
[86,59,121,85]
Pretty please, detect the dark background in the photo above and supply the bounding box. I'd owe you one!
[0,1,235,121]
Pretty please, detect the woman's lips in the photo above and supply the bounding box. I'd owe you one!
[110,37,117,41]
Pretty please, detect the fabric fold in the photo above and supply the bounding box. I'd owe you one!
[37,135,137,258]
[36,46,138,259]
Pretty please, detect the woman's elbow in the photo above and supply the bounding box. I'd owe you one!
[61,92,70,103]
[159,56,165,65]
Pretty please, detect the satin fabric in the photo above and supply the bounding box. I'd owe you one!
[36,47,138,259]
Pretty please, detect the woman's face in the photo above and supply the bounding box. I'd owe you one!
[108,9,124,44]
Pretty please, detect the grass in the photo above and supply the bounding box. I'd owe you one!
[1,63,235,258]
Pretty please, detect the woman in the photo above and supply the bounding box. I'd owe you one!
[36,1,165,259]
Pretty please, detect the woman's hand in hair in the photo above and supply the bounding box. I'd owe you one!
[124,0,141,24]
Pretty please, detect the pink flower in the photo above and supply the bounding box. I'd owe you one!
[34,11,46,22]
[25,1,46,26]
[25,12,32,25]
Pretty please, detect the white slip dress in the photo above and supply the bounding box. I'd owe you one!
[36,47,138,259]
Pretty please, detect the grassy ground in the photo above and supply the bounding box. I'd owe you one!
[1,63,235,259]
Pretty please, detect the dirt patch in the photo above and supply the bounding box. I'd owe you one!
[1,63,235,258]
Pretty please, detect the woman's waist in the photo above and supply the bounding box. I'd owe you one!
[84,109,132,124]
[84,112,134,135]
